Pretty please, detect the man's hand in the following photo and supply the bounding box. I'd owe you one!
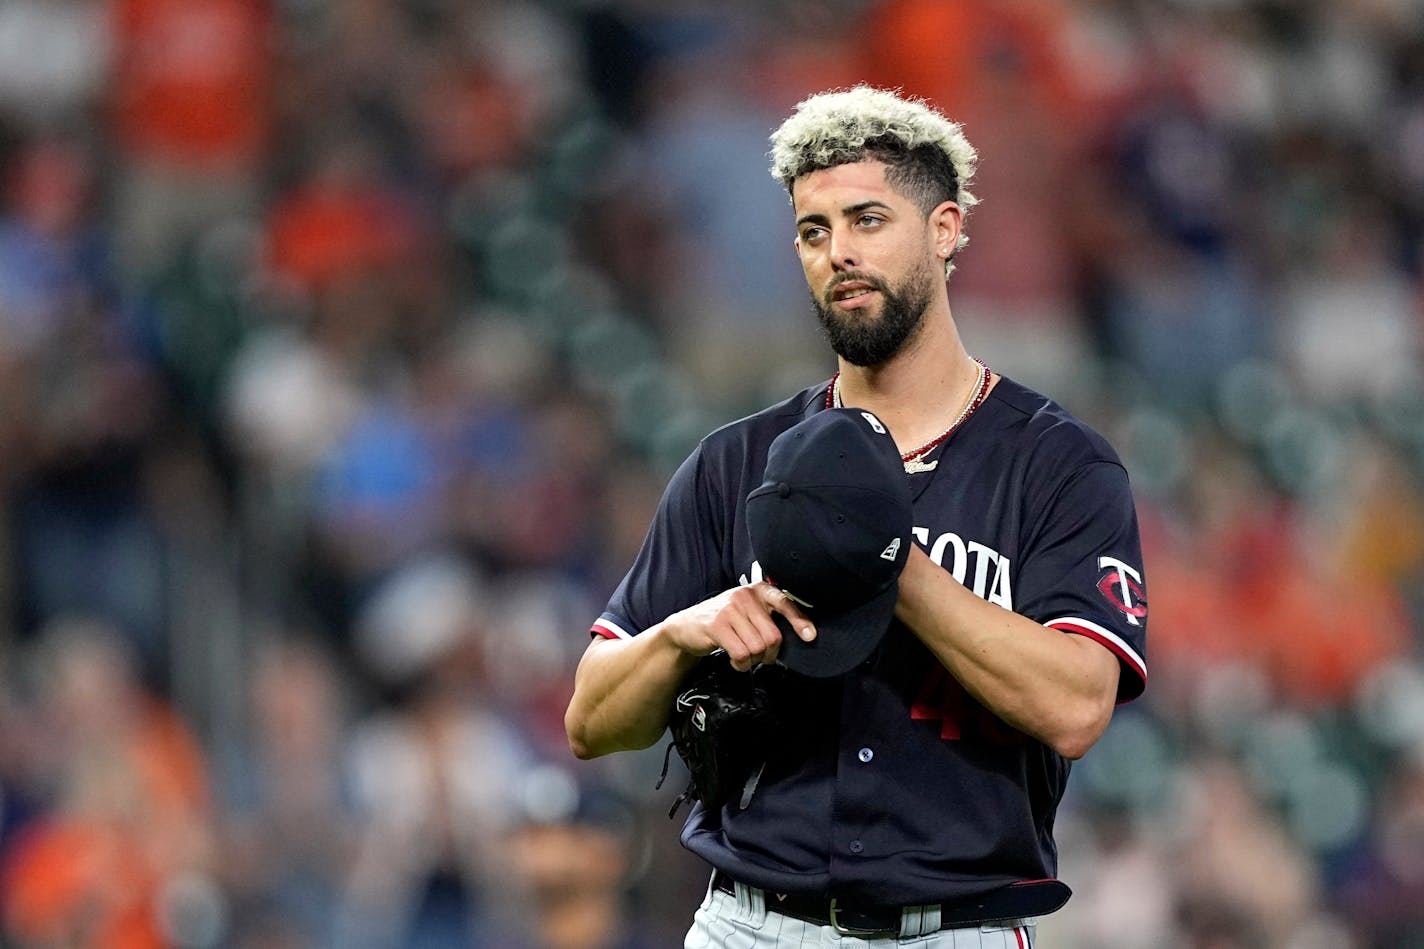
[663,581,816,671]
[567,582,816,759]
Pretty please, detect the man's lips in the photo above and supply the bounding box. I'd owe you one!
[828,280,879,304]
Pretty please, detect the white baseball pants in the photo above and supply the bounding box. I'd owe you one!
[685,876,1038,948]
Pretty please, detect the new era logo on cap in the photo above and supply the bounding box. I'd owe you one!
[746,408,914,677]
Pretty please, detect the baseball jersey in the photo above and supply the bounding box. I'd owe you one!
[590,375,1148,909]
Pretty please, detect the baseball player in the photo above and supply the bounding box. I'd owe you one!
[565,85,1148,947]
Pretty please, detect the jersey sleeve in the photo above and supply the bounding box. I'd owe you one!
[1014,461,1148,703]
[591,445,728,641]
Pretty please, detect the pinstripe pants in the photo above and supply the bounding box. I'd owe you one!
[685,877,1037,948]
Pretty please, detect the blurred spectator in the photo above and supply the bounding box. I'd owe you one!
[1090,74,1270,407]
[0,133,170,676]
[495,764,656,949]
[215,635,358,949]
[0,616,218,948]
[1135,432,1282,712]
[332,553,534,949]
[105,0,274,288]
[1040,806,1177,949]
[1171,758,1323,945]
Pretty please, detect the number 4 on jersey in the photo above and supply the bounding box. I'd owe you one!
[911,667,1022,746]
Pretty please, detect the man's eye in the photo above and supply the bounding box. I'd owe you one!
[858,214,883,228]
[801,226,827,243]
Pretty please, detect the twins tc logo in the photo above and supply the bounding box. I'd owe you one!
[1096,556,1147,626]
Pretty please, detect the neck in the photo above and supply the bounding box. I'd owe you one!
[834,305,986,455]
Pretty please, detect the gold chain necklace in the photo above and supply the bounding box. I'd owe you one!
[828,357,991,474]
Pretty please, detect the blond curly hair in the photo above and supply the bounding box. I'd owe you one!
[769,85,979,276]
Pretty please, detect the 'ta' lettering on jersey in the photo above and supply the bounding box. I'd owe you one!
[742,528,1013,609]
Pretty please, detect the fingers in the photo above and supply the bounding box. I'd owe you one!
[765,584,816,644]
[719,582,821,672]
[668,582,818,672]
[717,584,785,671]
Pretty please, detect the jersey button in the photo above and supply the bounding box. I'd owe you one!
[857,747,874,763]
[849,840,864,854]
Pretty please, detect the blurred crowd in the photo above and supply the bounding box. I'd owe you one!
[0,0,1422,947]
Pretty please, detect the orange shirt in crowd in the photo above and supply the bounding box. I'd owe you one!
[265,179,425,291]
[1144,506,1410,709]
[1,699,212,949]
[108,0,273,169]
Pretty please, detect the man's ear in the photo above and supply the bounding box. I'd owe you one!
[930,200,963,259]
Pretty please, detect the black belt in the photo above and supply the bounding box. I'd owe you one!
[712,870,1069,936]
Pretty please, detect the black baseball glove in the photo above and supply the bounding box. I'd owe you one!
[656,652,780,818]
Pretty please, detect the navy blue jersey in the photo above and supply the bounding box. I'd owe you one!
[591,375,1148,907]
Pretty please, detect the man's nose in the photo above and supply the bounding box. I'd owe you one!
[829,228,858,270]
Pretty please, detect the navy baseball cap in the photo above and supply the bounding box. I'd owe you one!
[746,407,914,677]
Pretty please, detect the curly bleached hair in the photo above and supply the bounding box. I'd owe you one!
[769,85,979,277]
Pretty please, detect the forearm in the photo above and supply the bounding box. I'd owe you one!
[565,627,701,759]
[566,581,814,760]
[894,546,1119,758]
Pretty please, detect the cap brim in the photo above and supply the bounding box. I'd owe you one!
[773,582,898,678]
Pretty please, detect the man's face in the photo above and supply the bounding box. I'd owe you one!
[791,160,942,367]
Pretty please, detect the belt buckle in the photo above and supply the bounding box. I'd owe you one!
[828,898,892,938]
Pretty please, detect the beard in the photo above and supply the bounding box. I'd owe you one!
[811,260,936,367]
